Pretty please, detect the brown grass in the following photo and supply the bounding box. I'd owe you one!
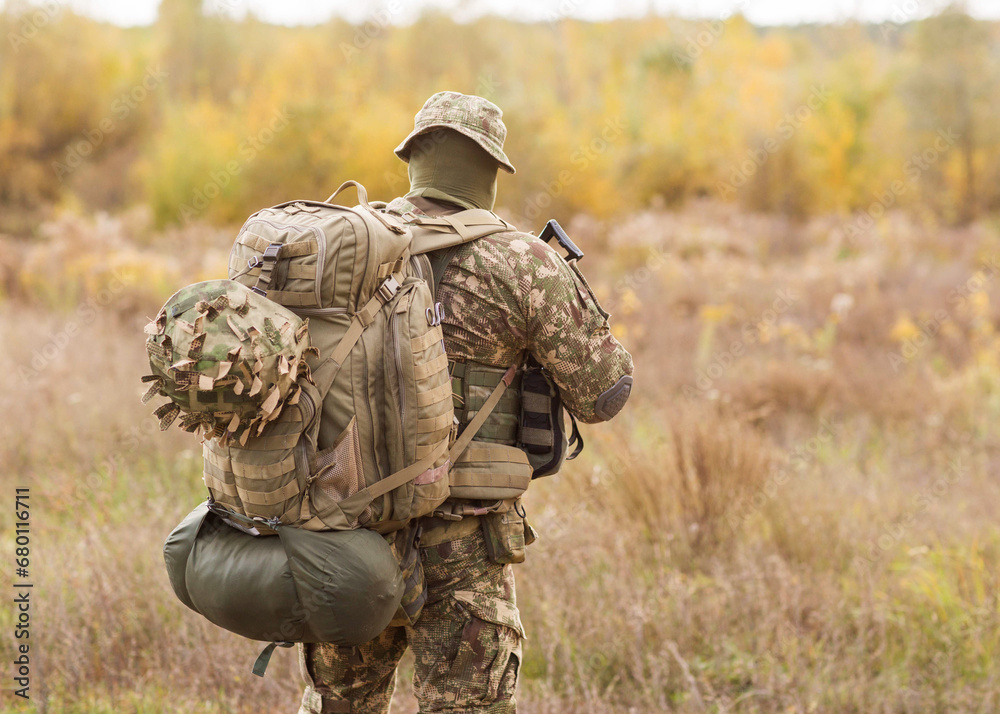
[3,205,1000,712]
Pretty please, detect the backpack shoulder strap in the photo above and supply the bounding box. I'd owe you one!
[427,245,462,296]
[309,365,518,529]
[407,209,514,256]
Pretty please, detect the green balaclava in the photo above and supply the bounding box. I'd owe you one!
[406,129,500,211]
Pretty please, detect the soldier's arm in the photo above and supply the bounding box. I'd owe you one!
[518,235,634,424]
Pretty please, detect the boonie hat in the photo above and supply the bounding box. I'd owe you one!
[394,91,516,174]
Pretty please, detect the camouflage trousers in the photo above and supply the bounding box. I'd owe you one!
[298,524,524,714]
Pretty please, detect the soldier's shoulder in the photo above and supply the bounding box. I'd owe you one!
[474,229,563,266]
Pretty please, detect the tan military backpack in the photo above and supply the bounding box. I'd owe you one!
[150,181,519,535]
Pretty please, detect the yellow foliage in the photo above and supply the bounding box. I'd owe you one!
[1,8,999,227]
[699,303,733,324]
[890,314,922,343]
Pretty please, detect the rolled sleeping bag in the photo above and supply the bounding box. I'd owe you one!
[164,502,404,646]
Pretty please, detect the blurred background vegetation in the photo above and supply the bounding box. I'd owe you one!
[2,0,1000,233]
[4,1,1000,712]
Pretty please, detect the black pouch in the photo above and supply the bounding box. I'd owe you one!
[482,500,535,565]
[518,356,583,478]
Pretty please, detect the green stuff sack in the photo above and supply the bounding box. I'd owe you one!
[164,502,404,648]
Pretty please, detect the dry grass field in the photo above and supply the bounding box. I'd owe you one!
[2,203,1000,712]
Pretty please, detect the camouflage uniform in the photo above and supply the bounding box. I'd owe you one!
[300,526,522,714]
[300,92,632,714]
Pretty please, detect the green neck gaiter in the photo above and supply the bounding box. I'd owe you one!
[406,130,499,211]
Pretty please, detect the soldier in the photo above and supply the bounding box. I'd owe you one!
[298,91,634,714]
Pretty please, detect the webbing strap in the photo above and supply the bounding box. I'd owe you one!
[333,439,450,524]
[521,392,550,413]
[246,264,315,280]
[203,446,232,472]
[327,273,403,367]
[448,365,517,464]
[203,472,239,497]
[252,243,283,295]
[411,327,443,353]
[239,233,318,258]
[369,440,450,500]
[247,431,301,451]
[407,209,511,249]
[428,245,462,296]
[413,352,449,381]
[259,290,320,308]
[417,381,453,407]
[231,452,297,480]
[237,478,300,506]
[520,426,553,447]
[450,471,531,490]
[252,641,294,678]
[417,412,453,434]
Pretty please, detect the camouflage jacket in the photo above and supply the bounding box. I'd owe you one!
[385,196,633,424]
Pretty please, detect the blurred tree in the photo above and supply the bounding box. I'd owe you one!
[2,7,998,226]
[903,6,1000,222]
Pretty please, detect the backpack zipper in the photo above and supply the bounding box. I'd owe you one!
[361,340,379,495]
[390,308,406,426]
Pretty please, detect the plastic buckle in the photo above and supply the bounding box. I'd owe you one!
[262,243,282,262]
[378,275,401,302]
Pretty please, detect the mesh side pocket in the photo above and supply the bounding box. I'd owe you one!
[309,416,372,527]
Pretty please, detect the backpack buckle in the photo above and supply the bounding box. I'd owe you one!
[378,275,401,302]
[262,243,283,262]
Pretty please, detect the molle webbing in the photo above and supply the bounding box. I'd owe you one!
[451,361,522,445]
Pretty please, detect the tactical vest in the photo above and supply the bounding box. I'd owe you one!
[411,200,583,518]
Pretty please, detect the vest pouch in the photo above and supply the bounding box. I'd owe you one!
[448,443,533,501]
[518,358,569,478]
[482,498,534,565]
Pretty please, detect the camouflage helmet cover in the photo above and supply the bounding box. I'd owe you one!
[141,279,316,445]
[394,91,516,174]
